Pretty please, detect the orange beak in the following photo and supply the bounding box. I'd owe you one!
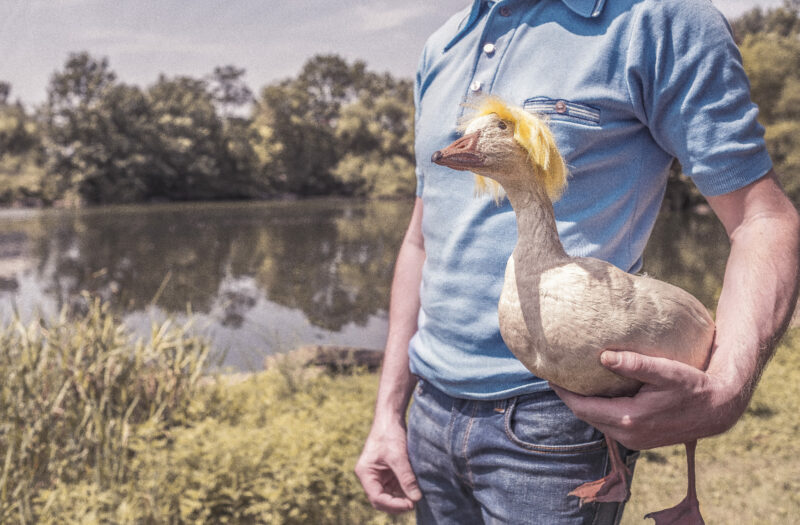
[431,131,484,171]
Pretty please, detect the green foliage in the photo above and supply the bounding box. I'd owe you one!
[207,65,253,118]
[735,5,800,202]
[730,1,800,43]
[25,51,417,204]
[332,153,415,198]
[252,55,415,197]
[0,81,47,204]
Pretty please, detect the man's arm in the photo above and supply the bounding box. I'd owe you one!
[553,170,800,450]
[355,197,425,513]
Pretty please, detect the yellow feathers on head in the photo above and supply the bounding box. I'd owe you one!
[466,96,568,203]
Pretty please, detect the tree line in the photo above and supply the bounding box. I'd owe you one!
[0,54,414,205]
[0,3,798,207]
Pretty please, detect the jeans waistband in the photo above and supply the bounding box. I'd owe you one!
[416,378,512,414]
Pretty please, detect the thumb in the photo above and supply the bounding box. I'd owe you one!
[600,350,697,387]
[389,454,422,501]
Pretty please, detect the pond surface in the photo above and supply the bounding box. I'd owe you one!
[0,198,729,370]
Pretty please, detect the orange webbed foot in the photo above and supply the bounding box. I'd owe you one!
[644,496,705,525]
[568,466,631,504]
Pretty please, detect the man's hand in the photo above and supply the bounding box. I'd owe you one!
[552,350,746,450]
[355,422,422,513]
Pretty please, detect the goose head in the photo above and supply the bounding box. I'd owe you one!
[432,97,568,202]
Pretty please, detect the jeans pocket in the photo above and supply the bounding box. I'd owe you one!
[504,390,605,454]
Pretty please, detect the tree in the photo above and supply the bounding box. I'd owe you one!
[0,89,46,203]
[0,82,10,106]
[332,76,415,197]
[42,52,119,202]
[252,55,417,197]
[145,75,230,201]
[207,65,253,118]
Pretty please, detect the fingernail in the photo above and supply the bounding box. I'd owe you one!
[601,351,619,367]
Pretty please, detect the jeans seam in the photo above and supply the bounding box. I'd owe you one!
[461,402,479,489]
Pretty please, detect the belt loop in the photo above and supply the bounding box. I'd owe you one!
[493,398,507,413]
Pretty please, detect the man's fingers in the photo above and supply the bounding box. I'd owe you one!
[600,350,700,386]
[355,451,421,514]
[388,454,422,501]
[371,492,416,513]
[551,384,633,427]
[357,470,415,513]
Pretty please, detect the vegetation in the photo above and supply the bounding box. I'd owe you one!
[0,296,209,523]
[0,297,797,523]
[0,52,414,206]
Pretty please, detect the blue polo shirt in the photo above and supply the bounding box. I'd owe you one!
[408,0,773,399]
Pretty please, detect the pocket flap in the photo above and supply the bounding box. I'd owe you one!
[524,97,601,125]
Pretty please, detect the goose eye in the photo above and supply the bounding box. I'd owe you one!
[497,121,508,130]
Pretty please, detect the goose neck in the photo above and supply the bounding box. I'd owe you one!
[505,184,568,268]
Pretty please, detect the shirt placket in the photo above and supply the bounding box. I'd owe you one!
[460,0,521,118]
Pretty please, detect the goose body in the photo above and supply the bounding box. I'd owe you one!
[433,98,713,524]
[500,248,714,397]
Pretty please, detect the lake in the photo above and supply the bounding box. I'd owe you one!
[0,198,729,370]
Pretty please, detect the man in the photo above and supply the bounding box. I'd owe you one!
[355,0,800,523]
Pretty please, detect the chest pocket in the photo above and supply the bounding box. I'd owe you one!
[523,97,601,127]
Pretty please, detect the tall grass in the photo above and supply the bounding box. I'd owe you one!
[0,296,209,523]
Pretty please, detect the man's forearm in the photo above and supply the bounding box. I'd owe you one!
[373,198,425,428]
[709,205,800,405]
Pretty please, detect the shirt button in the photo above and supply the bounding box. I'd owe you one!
[470,80,482,92]
[499,6,511,16]
[483,43,496,55]
[555,100,567,113]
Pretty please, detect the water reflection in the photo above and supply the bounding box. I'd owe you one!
[0,199,729,370]
[0,200,413,368]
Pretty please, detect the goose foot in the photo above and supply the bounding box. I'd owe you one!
[644,496,704,525]
[569,435,631,504]
[644,441,705,525]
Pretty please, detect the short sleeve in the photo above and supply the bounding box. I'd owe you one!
[625,0,773,196]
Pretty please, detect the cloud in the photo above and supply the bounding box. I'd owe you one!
[354,3,433,33]
[77,27,230,58]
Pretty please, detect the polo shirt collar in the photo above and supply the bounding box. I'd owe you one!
[561,0,607,18]
[446,0,607,50]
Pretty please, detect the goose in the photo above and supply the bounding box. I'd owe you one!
[431,97,714,524]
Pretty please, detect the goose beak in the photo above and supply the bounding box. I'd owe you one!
[432,131,485,171]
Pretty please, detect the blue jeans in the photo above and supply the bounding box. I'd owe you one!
[407,380,638,525]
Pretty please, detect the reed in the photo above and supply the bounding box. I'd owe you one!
[0,295,209,523]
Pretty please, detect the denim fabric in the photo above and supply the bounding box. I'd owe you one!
[408,380,638,525]
[408,0,773,399]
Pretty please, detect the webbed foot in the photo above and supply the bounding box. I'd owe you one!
[644,496,705,525]
[568,466,631,504]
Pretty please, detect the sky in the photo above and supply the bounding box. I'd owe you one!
[0,0,787,108]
